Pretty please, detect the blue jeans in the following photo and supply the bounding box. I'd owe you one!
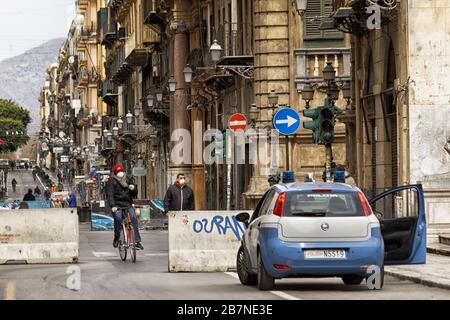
[113,207,142,243]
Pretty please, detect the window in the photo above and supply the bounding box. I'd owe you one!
[260,190,277,216]
[304,0,343,43]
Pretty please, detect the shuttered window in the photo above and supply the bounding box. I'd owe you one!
[305,0,343,41]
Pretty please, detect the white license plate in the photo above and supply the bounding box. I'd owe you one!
[304,250,346,259]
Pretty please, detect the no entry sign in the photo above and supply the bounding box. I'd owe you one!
[228,113,247,132]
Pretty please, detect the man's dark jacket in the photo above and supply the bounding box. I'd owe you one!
[106,175,137,210]
[164,183,195,211]
[23,192,36,201]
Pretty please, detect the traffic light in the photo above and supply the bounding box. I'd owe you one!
[302,108,321,144]
[302,105,335,145]
[318,106,335,145]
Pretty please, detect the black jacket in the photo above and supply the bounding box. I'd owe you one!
[106,175,137,210]
[164,183,195,211]
[23,192,36,201]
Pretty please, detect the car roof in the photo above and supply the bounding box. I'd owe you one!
[272,182,359,193]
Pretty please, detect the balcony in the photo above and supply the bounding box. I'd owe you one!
[143,0,169,27]
[100,79,118,106]
[215,22,254,79]
[294,48,351,92]
[97,7,117,46]
[106,45,133,85]
[80,22,97,43]
[124,31,151,68]
[77,67,99,88]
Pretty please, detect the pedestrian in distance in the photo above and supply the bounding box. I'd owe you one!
[11,178,17,192]
[57,182,64,192]
[163,173,195,212]
[106,163,143,250]
[23,189,36,201]
[51,184,57,194]
[57,172,62,184]
[44,188,51,201]
[32,169,37,181]
[68,191,77,208]
[34,185,41,199]
[10,161,14,172]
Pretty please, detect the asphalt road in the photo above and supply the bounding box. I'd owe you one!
[2,223,450,300]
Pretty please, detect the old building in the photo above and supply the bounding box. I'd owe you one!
[328,0,450,226]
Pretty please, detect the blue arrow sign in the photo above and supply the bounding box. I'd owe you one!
[273,108,300,135]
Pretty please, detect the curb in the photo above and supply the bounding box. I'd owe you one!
[385,269,450,290]
[427,246,450,257]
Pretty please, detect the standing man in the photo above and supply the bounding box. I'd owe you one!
[32,168,37,181]
[164,173,195,212]
[11,178,17,192]
[34,185,41,199]
[23,189,36,201]
[68,191,77,208]
[106,163,143,250]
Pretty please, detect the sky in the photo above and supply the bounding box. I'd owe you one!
[0,0,76,61]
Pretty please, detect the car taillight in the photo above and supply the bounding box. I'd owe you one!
[357,191,373,216]
[273,192,286,217]
[273,264,290,270]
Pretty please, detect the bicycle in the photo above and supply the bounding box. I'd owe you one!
[117,207,137,263]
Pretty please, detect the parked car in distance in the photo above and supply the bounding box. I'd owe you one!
[236,183,426,291]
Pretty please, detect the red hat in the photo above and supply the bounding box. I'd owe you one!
[113,163,124,175]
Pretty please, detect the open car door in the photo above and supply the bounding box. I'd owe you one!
[369,184,426,265]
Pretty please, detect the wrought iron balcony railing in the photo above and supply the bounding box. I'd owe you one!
[97,7,118,46]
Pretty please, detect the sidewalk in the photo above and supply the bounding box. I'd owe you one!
[385,252,450,290]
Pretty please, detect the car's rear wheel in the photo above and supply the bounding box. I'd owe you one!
[342,275,364,285]
[237,246,257,286]
[257,252,274,290]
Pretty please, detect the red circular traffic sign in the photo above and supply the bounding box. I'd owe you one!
[228,113,247,132]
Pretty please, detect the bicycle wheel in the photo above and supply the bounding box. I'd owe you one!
[129,224,137,263]
[118,223,127,261]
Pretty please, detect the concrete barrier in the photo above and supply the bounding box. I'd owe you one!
[168,211,248,272]
[0,208,79,264]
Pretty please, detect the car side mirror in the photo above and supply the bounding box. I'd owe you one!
[235,212,250,227]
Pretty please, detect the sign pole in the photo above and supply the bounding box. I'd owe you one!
[285,135,290,171]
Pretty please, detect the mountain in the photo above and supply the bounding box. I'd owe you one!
[0,38,65,134]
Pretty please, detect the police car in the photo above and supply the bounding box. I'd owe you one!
[236,183,426,290]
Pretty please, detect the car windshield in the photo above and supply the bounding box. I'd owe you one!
[284,191,364,217]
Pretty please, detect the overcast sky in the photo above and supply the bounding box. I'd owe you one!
[0,0,76,61]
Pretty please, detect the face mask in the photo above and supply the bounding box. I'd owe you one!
[179,178,185,185]
[116,171,125,178]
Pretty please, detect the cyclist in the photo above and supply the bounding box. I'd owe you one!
[106,163,143,250]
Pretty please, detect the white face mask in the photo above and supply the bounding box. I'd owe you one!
[116,171,125,178]
[179,178,185,185]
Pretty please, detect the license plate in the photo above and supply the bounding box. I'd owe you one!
[304,250,346,259]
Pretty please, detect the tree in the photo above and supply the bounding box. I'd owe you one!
[0,99,31,127]
[0,99,31,153]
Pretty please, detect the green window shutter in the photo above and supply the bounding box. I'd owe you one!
[305,0,322,39]
[305,0,344,40]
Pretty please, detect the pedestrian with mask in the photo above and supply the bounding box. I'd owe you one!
[164,173,195,212]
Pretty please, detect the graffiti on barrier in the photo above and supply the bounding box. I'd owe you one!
[192,215,246,241]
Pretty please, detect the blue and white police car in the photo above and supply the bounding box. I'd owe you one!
[236,183,426,290]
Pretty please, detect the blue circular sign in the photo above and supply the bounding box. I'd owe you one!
[273,108,300,135]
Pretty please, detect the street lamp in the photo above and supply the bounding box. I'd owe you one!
[103,128,109,137]
[112,126,119,136]
[134,104,141,117]
[106,131,113,142]
[293,0,308,16]
[268,90,279,106]
[249,103,260,123]
[117,118,124,129]
[146,94,154,108]
[126,112,133,124]
[329,82,340,101]
[341,81,352,106]
[210,39,223,63]
[168,75,177,93]
[183,65,193,83]
[322,62,336,82]
[300,82,315,109]
[156,88,163,102]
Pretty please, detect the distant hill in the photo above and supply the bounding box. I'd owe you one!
[0,38,64,133]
